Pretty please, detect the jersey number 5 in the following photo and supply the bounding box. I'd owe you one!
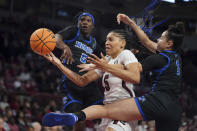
[103,74,110,91]
[80,53,88,64]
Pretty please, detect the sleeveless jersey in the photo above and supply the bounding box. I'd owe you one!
[95,50,138,104]
[57,26,101,92]
[149,50,182,94]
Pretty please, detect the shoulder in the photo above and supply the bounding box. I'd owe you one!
[119,50,138,60]
[57,25,78,34]
[145,54,167,63]
[141,54,168,71]
[120,50,135,56]
[119,50,138,65]
[56,25,79,40]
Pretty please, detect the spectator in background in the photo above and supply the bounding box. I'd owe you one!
[0,117,5,131]
[0,96,9,111]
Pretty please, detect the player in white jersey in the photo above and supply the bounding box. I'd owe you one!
[95,49,137,131]
[41,29,140,131]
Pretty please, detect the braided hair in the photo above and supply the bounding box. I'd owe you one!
[110,29,152,61]
[109,29,138,50]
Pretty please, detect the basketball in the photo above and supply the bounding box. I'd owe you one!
[30,28,56,55]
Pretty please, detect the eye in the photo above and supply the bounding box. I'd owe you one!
[80,18,85,22]
[109,38,113,41]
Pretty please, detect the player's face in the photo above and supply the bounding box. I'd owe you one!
[78,15,94,35]
[157,31,172,51]
[105,32,125,58]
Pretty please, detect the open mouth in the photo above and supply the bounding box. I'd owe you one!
[81,25,88,30]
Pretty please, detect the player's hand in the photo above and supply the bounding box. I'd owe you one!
[44,52,61,66]
[87,53,108,70]
[117,13,133,25]
[33,50,42,56]
[60,47,74,64]
[77,64,96,72]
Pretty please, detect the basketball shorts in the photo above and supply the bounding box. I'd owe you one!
[61,81,104,113]
[99,118,137,131]
[134,91,182,131]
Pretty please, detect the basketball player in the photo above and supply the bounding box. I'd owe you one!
[42,29,139,131]
[42,13,185,131]
[54,11,104,131]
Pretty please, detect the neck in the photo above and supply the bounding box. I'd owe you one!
[81,30,91,38]
[160,47,173,52]
[84,33,90,38]
[111,49,123,59]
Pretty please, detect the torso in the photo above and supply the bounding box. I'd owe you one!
[150,50,182,94]
[95,50,138,104]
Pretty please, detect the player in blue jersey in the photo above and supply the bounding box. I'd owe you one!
[54,11,104,131]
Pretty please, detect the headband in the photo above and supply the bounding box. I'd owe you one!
[78,13,95,25]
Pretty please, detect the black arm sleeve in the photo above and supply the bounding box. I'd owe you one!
[57,25,78,40]
[141,54,168,72]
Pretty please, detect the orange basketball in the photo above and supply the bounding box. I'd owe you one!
[30,28,56,55]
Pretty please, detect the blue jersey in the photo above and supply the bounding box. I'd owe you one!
[57,26,103,92]
[141,50,182,95]
[58,26,102,74]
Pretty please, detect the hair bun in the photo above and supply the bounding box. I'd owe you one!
[175,22,185,35]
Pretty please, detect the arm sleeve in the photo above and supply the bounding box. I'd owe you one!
[141,54,168,72]
[120,50,138,66]
[57,26,78,41]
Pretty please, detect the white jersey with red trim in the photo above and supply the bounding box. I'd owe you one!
[95,49,138,104]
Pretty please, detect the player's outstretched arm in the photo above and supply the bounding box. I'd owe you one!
[43,53,99,87]
[55,34,74,64]
[117,13,157,53]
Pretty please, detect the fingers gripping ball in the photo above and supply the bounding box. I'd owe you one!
[30,28,56,55]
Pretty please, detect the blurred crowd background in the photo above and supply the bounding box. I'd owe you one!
[0,0,197,130]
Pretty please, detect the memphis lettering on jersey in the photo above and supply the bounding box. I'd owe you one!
[74,41,93,55]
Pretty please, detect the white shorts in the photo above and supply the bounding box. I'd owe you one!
[98,118,137,131]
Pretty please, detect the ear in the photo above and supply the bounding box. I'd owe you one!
[167,40,173,48]
[121,40,126,48]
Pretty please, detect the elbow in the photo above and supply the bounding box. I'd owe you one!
[134,78,140,84]
[77,81,88,87]
[77,82,85,87]
[135,74,140,84]
[129,75,140,84]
